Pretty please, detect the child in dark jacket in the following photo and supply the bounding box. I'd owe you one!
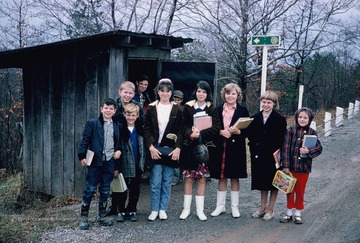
[77,98,121,230]
[280,107,323,224]
[113,103,145,222]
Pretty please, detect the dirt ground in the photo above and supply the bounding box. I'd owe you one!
[39,115,360,243]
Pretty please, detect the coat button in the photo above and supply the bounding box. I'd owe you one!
[255,155,258,158]
[232,139,235,142]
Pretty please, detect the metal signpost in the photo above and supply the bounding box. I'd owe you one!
[251,35,281,110]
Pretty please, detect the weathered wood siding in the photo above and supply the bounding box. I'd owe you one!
[0,31,191,198]
[22,48,126,197]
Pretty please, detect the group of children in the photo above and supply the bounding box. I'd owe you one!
[77,78,323,230]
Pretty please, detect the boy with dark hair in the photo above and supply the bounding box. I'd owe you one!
[77,98,122,230]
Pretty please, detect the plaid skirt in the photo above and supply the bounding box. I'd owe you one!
[182,163,210,180]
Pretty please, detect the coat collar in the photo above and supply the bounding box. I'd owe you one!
[186,100,211,108]
[149,100,177,106]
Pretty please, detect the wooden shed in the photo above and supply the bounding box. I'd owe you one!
[0,30,193,197]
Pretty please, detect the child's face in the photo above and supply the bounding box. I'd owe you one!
[124,111,139,126]
[261,99,275,112]
[196,88,207,103]
[101,104,116,120]
[174,97,183,105]
[224,88,237,105]
[297,111,310,127]
[137,80,149,93]
[158,87,172,102]
[119,87,135,104]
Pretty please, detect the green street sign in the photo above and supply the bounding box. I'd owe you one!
[251,35,281,46]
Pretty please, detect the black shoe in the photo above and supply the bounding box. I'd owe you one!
[98,217,113,226]
[129,212,138,222]
[79,216,90,230]
[117,212,125,222]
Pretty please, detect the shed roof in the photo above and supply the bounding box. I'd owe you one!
[0,30,193,68]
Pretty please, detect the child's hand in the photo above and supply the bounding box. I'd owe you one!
[80,159,87,167]
[220,129,231,138]
[113,150,121,160]
[283,168,290,174]
[191,126,200,139]
[228,126,241,135]
[169,147,181,161]
[300,146,309,155]
[114,170,119,177]
[149,145,161,160]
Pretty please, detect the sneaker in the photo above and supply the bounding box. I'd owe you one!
[117,212,125,222]
[159,210,168,220]
[148,211,158,221]
[280,215,293,223]
[129,212,138,222]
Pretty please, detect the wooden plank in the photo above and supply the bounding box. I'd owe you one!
[97,51,110,101]
[109,48,126,100]
[50,59,64,196]
[62,54,76,197]
[74,53,88,198]
[32,63,44,193]
[22,67,33,189]
[41,61,52,195]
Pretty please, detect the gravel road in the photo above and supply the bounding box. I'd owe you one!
[40,115,360,243]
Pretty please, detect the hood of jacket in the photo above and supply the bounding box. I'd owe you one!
[294,107,314,128]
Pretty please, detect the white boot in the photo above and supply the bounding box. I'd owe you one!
[211,191,227,217]
[195,196,207,221]
[231,191,240,218]
[179,195,192,220]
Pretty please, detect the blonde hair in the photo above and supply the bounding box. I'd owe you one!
[260,90,280,109]
[124,103,139,114]
[119,81,135,91]
[220,82,242,101]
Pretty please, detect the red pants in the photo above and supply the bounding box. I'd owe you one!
[286,171,309,210]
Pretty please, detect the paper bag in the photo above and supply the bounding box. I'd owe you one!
[111,173,128,193]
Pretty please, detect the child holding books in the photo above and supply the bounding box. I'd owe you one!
[115,103,146,222]
[210,83,249,218]
[179,81,221,221]
[280,107,323,224]
[77,98,121,230]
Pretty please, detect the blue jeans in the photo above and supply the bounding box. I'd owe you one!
[150,164,174,211]
[82,159,115,205]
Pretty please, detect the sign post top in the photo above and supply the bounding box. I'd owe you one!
[251,35,281,46]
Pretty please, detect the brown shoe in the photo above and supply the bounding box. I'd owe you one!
[294,216,303,224]
[280,215,293,223]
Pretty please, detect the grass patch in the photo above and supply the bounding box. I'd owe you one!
[0,172,80,242]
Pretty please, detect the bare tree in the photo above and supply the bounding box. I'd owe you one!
[0,0,49,48]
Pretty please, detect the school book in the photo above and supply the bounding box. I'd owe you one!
[300,134,317,158]
[234,117,253,129]
[273,149,281,169]
[194,113,212,131]
[85,150,94,166]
